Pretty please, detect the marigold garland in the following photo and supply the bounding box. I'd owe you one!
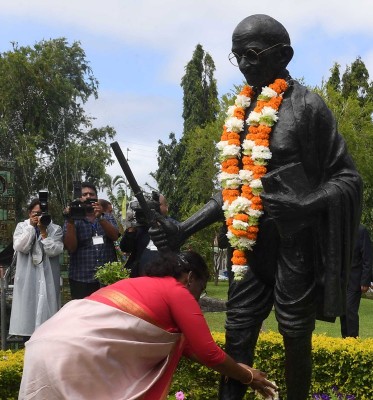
[217,79,288,280]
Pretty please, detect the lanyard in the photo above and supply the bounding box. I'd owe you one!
[91,221,99,236]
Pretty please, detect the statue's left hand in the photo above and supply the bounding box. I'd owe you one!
[261,189,325,220]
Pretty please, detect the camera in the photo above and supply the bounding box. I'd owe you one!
[129,191,160,227]
[38,190,52,226]
[64,181,97,220]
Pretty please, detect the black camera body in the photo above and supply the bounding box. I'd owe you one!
[64,181,96,220]
[129,191,160,227]
[38,190,52,226]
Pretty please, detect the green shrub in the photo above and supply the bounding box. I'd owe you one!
[168,331,373,399]
[94,261,130,286]
[311,335,372,398]
[0,349,24,400]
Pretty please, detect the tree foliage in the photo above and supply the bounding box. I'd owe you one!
[102,174,128,233]
[341,57,372,102]
[317,58,373,232]
[0,38,116,221]
[178,116,224,218]
[153,44,219,220]
[151,44,222,267]
[150,132,182,217]
[180,44,219,135]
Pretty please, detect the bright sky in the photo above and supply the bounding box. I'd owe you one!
[1,0,373,196]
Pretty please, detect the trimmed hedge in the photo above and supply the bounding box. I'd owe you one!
[1,332,372,399]
[168,331,373,399]
[0,349,24,400]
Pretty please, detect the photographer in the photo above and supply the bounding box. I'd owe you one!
[9,198,63,341]
[120,193,177,277]
[63,182,119,299]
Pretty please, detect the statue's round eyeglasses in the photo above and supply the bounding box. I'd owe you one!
[228,43,285,67]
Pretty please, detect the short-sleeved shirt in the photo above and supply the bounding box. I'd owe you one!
[63,214,118,283]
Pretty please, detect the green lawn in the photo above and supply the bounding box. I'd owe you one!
[204,281,373,339]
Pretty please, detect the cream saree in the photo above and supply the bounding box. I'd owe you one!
[19,291,184,400]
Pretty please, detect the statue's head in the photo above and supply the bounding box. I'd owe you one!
[230,14,293,89]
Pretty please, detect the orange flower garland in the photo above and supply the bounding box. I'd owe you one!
[217,79,288,280]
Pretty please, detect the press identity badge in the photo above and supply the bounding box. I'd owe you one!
[92,235,104,245]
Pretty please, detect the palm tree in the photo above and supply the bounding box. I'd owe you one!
[102,174,130,232]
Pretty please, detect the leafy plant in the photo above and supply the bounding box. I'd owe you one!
[94,261,130,286]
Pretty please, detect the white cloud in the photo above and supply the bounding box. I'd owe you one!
[4,1,372,90]
[85,90,183,189]
[5,0,373,36]
[4,1,373,44]
[86,90,183,141]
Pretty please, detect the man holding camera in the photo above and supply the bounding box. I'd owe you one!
[63,182,119,299]
[9,198,63,341]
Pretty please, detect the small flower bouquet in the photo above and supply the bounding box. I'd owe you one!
[94,261,130,286]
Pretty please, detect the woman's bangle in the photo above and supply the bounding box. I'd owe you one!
[242,368,253,385]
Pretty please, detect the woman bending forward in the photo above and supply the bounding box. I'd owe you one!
[19,251,276,399]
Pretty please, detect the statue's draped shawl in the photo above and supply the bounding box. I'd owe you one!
[217,80,362,322]
[289,81,362,320]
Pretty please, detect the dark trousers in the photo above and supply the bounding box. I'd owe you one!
[218,327,312,400]
[340,289,361,338]
[220,228,317,400]
[69,279,100,300]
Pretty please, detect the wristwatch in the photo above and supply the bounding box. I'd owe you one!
[98,213,105,221]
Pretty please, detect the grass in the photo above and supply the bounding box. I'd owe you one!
[204,281,373,339]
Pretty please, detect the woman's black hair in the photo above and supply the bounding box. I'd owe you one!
[145,250,209,281]
[27,198,40,212]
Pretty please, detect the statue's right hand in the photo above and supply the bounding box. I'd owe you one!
[149,216,183,251]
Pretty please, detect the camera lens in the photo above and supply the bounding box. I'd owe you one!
[40,214,51,226]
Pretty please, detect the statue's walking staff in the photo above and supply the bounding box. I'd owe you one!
[110,141,170,252]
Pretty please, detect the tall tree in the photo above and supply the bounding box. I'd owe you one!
[153,45,219,220]
[150,132,181,218]
[150,44,221,272]
[320,59,373,231]
[0,39,116,220]
[180,44,219,135]
[341,57,372,102]
[177,93,237,276]
[328,62,341,91]
[102,174,127,233]
[178,120,222,218]
[176,44,219,218]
